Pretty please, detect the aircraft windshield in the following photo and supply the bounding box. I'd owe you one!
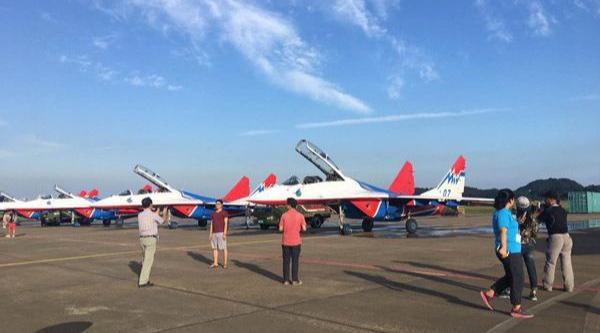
[295,140,343,181]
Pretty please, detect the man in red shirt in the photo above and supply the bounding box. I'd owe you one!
[279,198,307,285]
[209,199,229,269]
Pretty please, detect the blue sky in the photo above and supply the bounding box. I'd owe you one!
[1,0,599,198]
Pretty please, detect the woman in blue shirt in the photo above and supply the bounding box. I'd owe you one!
[480,189,533,318]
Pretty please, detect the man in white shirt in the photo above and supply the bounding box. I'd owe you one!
[138,197,169,288]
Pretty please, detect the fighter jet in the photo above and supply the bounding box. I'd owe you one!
[249,140,492,235]
[132,165,276,227]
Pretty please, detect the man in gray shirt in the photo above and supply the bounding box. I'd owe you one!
[138,197,170,288]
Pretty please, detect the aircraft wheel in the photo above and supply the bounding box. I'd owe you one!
[259,224,270,230]
[102,219,111,227]
[169,221,178,229]
[310,215,323,229]
[361,218,374,232]
[116,219,124,228]
[197,219,208,228]
[41,217,47,227]
[405,218,418,234]
[340,224,352,235]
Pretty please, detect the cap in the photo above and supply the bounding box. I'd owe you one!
[516,196,530,210]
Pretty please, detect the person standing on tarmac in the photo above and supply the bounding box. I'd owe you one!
[480,189,534,318]
[537,190,574,292]
[208,199,229,269]
[137,197,170,288]
[497,196,540,301]
[279,198,306,286]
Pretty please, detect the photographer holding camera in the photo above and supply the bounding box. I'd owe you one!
[537,190,574,292]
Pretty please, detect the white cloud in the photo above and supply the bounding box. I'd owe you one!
[92,33,118,50]
[124,73,181,91]
[238,129,279,137]
[296,109,496,129]
[97,0,371,113]
[330,0,439,100]
[527,1,555,37]
[59,54,118,81]
[475,0,513,44]
[167,84,183,91]
[387,76,404,100]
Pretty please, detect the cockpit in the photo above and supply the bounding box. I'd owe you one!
[294,140,344,182]
[119,190,133,196]
[281,175,324,186]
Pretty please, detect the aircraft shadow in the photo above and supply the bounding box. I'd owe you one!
[187,251,213,265]
[345,270,488,312]
[128,261,142,278]
[232,259,282,283]
[376,265,483,293]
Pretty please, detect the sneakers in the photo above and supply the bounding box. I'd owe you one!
[138,282,154,288]
[510,307,534,319]
[283,281,291,286]
[529,290,538,301]
[479,291,494,311]
[292,280,303,286]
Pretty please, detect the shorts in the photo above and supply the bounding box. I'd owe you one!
[8,223,16,231]
[211,233,227,250]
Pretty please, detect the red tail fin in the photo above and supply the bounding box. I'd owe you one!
[222,176,250,202]
[87,189,99,199]
[389,161,414,195]
[78,190,88,197]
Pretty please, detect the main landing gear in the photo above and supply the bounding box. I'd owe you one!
[338,205,352,235]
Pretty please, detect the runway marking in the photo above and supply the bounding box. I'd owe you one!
[483,277,600,333]
[0,235,334,269]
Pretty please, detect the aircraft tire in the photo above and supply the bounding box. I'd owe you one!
[340,224,352,235]
[197,219,208,228]
[102,219,111,227]
[362,218,374,232]
[259,224,270,230]
[310,215,323,229]
[405,218,418,234]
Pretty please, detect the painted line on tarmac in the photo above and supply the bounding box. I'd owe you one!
[0,235,335,269]
[483,277,600,333]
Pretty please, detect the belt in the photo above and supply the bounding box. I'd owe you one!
[140,235,157,238]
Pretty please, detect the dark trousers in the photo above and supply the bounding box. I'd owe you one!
[522,241,538,289]
[491,252,524,306]
[282,245,301,282]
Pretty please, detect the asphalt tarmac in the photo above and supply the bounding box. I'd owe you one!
[1,214,599,333]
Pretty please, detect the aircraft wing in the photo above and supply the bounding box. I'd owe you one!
[389,194,494,205]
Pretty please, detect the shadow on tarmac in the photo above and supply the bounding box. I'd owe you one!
[34,321,93,333]
[232,259,282,283]
[187,251,213,265]
[128,261,142,278]
[345,270,487,312]
[561,301,600,315]
[397,261,497,281]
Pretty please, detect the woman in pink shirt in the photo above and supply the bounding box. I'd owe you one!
[279,198,307,285]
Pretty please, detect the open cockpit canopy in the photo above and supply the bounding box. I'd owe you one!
[295,140,344,182]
